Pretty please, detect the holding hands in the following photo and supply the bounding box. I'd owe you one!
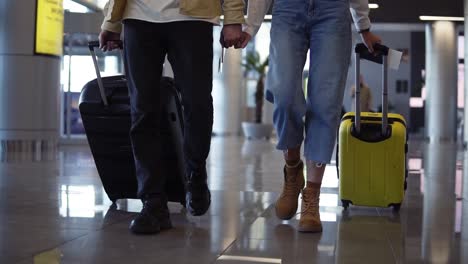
[220,24,252,49]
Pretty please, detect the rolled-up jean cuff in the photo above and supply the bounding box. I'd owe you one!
[275,138,303,152]
[303,151,332,164]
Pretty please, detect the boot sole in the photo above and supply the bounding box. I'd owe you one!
[297,225,323,233]
[274,204,298,220]
[160,221,173,230]
[187,192,211,216]
[188,204,211,216]
[130,224,173,235]
[130,220,173,235]
[130,226,161,235]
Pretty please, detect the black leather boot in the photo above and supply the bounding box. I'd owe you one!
[129,196,172,234]
[185,169,211,216]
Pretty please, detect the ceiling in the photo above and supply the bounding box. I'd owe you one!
[71,0,464,24]
[71,0,106,11]
[368,0,463,23]
[258,0,464,23]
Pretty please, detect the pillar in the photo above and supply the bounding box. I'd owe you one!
[425,22,458,142]
[0,0,62,158]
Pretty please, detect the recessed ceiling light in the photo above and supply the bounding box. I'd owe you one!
[369,3,379,9]
[419,16,464,21]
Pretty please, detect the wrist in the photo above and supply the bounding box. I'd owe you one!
[244,27,255,38]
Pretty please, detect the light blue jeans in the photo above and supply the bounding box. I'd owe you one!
[265,0,352,163]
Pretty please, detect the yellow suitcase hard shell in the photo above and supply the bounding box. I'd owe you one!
[338,112,407,210]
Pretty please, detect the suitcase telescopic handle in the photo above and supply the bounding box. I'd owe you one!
[88,40,124,107]
[354,43,389,136]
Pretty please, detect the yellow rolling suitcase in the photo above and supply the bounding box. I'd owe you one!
[338,43,408,211]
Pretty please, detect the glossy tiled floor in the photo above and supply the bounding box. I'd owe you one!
[1,137,467,263]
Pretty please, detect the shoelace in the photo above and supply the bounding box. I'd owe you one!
[140,201,167,218]
[280,166,301,198]
[281,178,298,198]
[298,194,319,216]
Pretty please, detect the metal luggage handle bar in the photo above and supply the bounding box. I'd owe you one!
[88,41,124,107]
[354,43,389,136]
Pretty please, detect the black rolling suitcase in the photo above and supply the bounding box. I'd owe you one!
[79,41,186,205]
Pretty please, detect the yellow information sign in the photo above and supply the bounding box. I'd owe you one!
[35,0,64,56]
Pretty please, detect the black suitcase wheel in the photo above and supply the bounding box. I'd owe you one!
[391,203,401,212]
[110,197,118,204]
[109,203,118,210]
[341,200,350,210]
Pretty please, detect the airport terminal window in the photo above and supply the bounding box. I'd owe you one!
[63,0,108,12]
[253,23,271,66]
[459,63,464,108]
[63,0,90,13]
[61,54,122,137]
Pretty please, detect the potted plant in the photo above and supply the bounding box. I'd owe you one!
[241,51,273,140]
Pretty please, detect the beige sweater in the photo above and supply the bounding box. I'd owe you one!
[101,0,245,33]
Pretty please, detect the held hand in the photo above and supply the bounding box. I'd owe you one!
[360,31,382,53]
[221,24,242,48]
[99,30,121,51]
[235,32,252,49]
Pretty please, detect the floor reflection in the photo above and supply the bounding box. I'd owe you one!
[336,212,402,263]
[459,151,468,264]
[0,140,57,163]
[33,248,61,264]
[422,143,457,264]
[60,185,104,218]
[2,137,468,263]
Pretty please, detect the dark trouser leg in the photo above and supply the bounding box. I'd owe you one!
[166,21,214,215]
[166,21,214,175]
[124,19,167,199]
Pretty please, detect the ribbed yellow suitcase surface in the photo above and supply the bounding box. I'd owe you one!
[338,112,407,209]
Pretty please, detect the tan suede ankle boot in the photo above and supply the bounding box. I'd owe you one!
[275,161,305,220]
[298,183,322,233]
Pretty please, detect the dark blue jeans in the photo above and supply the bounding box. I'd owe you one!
[123,19,214,198]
